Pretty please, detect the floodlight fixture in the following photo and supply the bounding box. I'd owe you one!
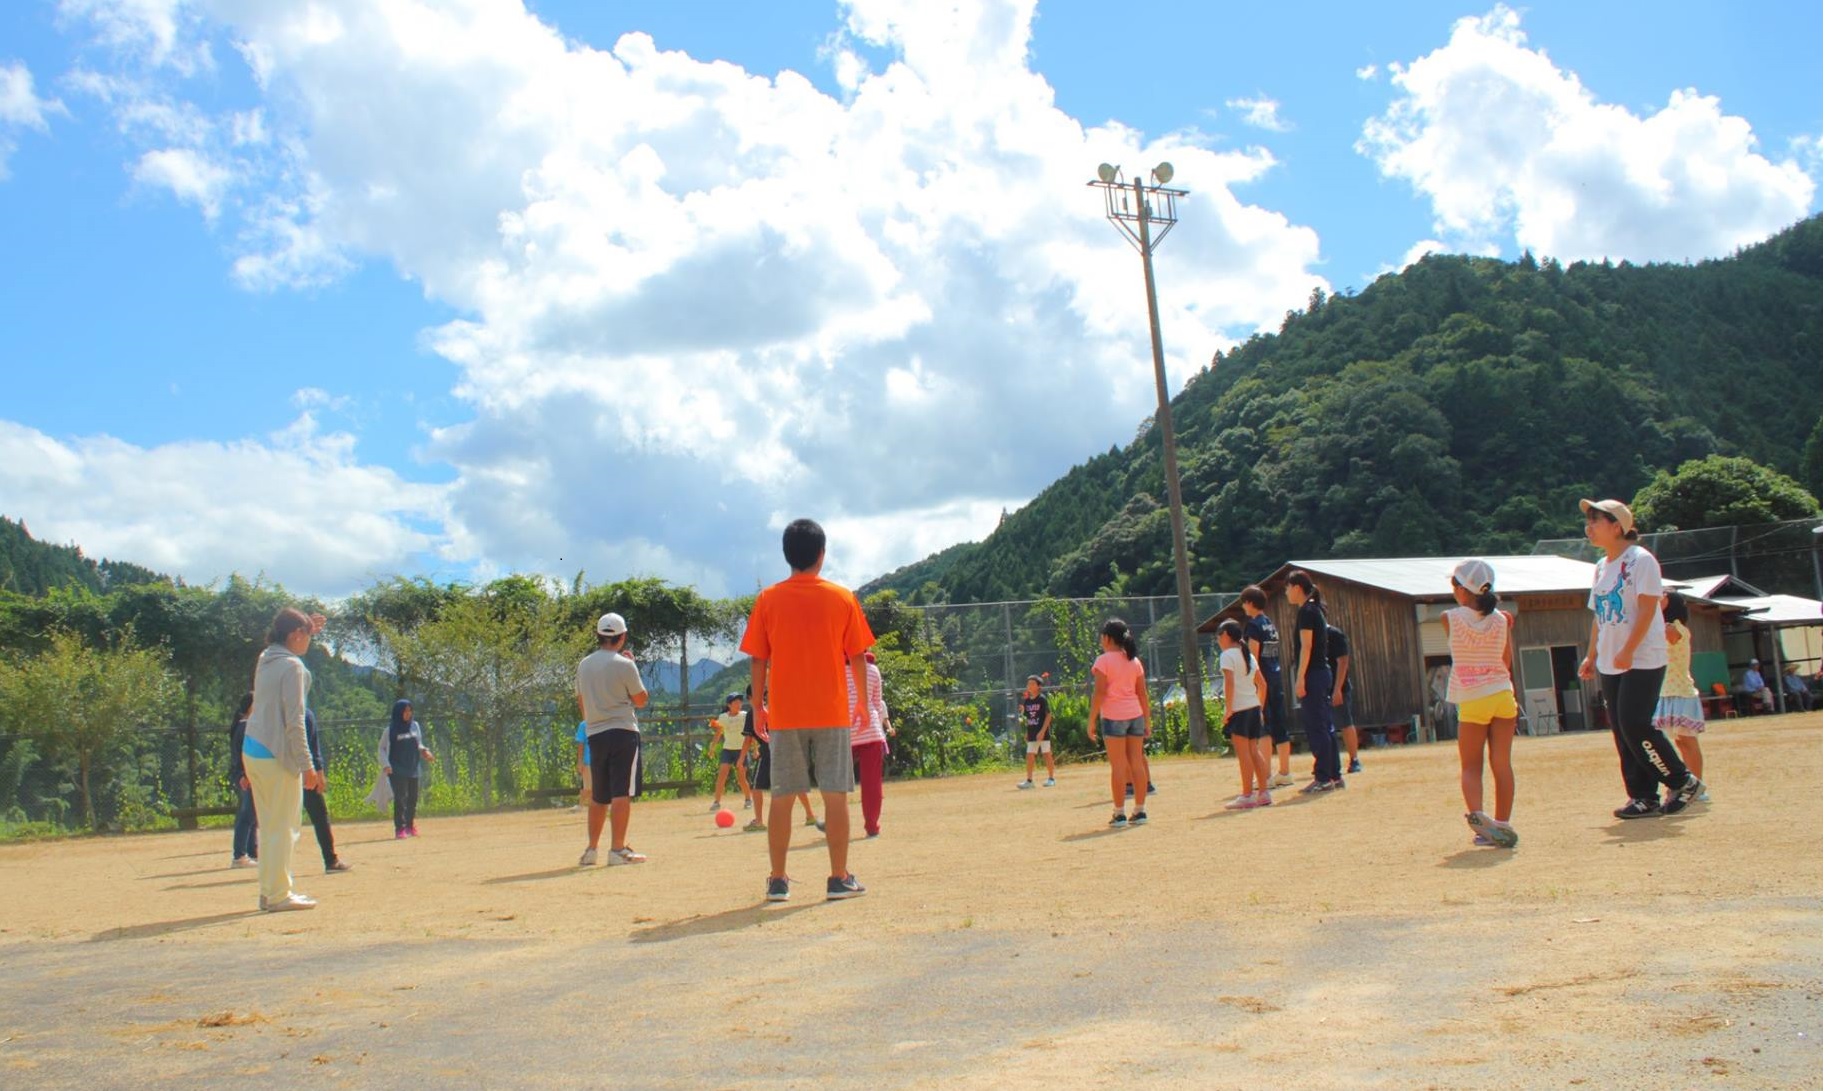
[1152,161,1174,185]
[1097,162,1118,183]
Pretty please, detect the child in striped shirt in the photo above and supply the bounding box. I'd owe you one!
[1443,559,1519,848]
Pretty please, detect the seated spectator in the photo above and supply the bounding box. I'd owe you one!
[1736,659,1774,714]
[1782,665,1816,712]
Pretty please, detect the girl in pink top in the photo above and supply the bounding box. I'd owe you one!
[1088,618,1151,828]
[847,652,893,837]
[1442,559,1519,849]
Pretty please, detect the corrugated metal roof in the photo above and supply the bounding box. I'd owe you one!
[1708,594,1824,627]
[1287,555,1599,599]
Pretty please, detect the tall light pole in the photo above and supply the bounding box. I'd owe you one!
[1088,162,1209,752]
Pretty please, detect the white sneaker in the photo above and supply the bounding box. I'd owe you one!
[1223,794,1253,810]
[260,893,317,912]
[578,847,598,867]
[1270,772,1295,788]
[710,801,722,813]
[231,856,256,869]
[607,846,647,866]
[1016,780,1035,790]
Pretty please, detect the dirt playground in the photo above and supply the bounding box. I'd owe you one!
[1,714,1820,1089]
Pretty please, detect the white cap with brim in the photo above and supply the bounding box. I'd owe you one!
[595,612,628,637]
[1452,558,1495,594]
[1579,498,1636,535]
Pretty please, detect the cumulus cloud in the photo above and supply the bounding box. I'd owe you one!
[1227,95,1290,133]
[1355,64,1379,81]
[44,0,1331,594]
[0,62,64,179]
[0,414,446,597]
[1359,5,1815,263]
[132,145,232,217]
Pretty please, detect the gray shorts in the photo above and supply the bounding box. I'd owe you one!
[766,727,855,795]
[1101,716,1147,738]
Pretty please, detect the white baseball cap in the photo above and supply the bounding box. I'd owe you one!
[595,612,628,637]
[1451,558,1494,594]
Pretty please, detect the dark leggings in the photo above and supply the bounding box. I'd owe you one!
[390,773,421,831]
[302,788,337,867]
[1600,668,1688,801]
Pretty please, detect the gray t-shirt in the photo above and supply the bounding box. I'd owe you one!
[577,648,644,735]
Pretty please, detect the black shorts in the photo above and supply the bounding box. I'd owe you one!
[1332,695,1356,729]
[751,740,771,792]
[588,729,642,803]
[1225,707,1266,740]
[719,747,742,766]
[1024,727,1044,743]
[1260,667,1287,745]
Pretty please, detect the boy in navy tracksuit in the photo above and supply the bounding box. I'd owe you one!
[302,709,351,871]
[380,699,434,837]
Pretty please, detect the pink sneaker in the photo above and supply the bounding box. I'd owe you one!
[394,829,409,840]
[1223,794,1254,810]
[408,825,420,837]
[1254,790,1273,807]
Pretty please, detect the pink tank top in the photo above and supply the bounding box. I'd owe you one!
[1446,607,1512,702]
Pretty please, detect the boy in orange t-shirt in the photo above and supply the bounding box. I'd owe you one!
[741,518,875,903]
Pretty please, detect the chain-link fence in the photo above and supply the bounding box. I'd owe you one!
[907,592,1234,739]
[0,710,724,836]
[1532,518,1822,599]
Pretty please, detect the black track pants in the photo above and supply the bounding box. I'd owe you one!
[1601,668,1688,801]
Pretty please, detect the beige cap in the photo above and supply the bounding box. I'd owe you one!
[1579,498,1635,535]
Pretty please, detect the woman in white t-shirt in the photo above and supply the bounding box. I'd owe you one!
[1442,559,1518,849]
[1576,499,1703,820]
[1216,620,1272,810]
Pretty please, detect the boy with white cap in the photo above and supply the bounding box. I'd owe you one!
[576,611,650,866]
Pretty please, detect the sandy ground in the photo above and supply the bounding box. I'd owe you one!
[0,714,1819,1090]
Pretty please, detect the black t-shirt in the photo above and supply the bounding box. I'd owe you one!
[1243,613,1281,671]
[741,705,756,739]
[1292,601,1329,681]
[1326,625,1352,697]
[1018,694,1051,738]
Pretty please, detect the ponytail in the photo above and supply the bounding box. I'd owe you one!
[1101,618,1139,660]
[1217,619,1253,674]
[266,607,312,647]
[1287,570,1324,612]
[1473,587,1497,616]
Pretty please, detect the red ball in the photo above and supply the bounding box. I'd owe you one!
[715,809,736,828]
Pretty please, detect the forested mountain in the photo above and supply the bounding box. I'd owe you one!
[865,216,1824,603]
[0,517,169,596]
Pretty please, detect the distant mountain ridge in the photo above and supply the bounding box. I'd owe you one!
[864,216,1824,604]
[0,517,170,597]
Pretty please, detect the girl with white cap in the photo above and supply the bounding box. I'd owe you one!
[1577,499,1703,819]
[1443,559,1519,848]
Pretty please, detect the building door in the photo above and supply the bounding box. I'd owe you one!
[1518,645,1587,733]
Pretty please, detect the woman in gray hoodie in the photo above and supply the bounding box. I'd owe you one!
[244,607,326,912]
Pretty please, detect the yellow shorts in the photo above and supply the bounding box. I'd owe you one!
[1457,689,1518,724]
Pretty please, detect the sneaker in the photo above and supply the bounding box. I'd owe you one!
[1330,779,1347,791]
[1467,811,1518,849]
[1253,790,1273,808]
[1017,780,1035,790]
[743,819,766,832]
[1696,789,1711,804]
[1660,774,1704,816]
[1043,777,1056,788]
[325,859,352,873]
[742,798,752,810]
[606,846,647,865]
[1125,784,1134,798]
[408,825,419,837]
[1299,779,1332,794]
[1471,833,1495,847]
[578,847,598,866]
[1224,794,1254,810]
[1270,772,1296,788]
[1148,783,1157,794]
[1613,799,1659,820]
[1348,759,1363,774]
[866,830,880,839]
[1129,811,1148,826]
[1109,812,1128,828]
[260,893,317,912]
[805,816,821,828]
[766,876,790,902]
[232,855,256,869]
[711,801,723,813]
[394,829,409,839]
[826,874,866,900]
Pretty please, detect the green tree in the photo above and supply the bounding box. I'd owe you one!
[1631,455,1821,531]
[0,630,179,829]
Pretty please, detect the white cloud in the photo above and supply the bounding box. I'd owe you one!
[46,0,1331,593]
[0,62,65,179]
[0,416,446,598]
[1355,64,1379,81]
[1227,95,1290,133]
[132,146,232,217]
[1359,5,1815,263]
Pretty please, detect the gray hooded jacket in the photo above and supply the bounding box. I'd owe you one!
[247,644,313,775]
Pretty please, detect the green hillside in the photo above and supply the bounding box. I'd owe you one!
[865,216,1824,602]
[0,517,169,596]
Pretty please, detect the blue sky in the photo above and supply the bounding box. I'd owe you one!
[0,0,1818,598]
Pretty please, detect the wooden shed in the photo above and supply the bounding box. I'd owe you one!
[1197,555,1736,743]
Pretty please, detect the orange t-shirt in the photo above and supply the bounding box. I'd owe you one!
[740,572,876,730]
